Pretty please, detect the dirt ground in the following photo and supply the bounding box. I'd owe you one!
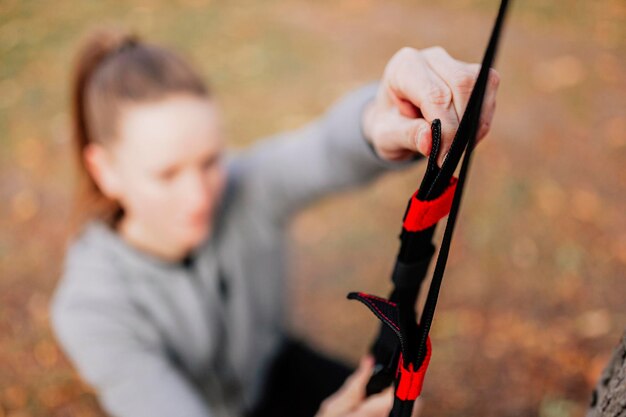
[1,0,624,416]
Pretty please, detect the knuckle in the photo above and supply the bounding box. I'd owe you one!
[489,68,501,86]
[394,46,417,63]
[469,63,482,72]
[479,119,491,137]
[424,45,446,56]
[399,46,417,56]
[426,84,452,106]
[453,69,477,94]
[387,47,419,77]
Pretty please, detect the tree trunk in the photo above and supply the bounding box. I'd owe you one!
[586,329,626,417]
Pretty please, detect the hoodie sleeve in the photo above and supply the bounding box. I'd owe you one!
[49,255,214,417]
[226,80,424,225]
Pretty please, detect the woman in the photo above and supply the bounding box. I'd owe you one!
[50,26,500,417]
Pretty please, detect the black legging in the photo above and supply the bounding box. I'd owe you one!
[246,337,355,417]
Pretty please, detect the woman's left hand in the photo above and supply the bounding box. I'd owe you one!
[362,46,500,167]
[316,355,423,417]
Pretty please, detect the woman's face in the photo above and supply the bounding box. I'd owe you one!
[91,94,227,253]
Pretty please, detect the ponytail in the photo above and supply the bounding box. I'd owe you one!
[68,25,210,239]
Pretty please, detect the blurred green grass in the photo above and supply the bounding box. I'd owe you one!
[1,0,625,416]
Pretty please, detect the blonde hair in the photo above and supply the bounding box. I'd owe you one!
[68,25,210,237]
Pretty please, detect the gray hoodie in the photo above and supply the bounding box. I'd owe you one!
[50,80,422,417]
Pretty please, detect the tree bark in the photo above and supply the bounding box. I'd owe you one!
[586,329,626,417]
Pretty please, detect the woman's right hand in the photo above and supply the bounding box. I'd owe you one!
[315,355,423,417]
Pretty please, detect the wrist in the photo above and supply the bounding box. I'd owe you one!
[361,99,377,148]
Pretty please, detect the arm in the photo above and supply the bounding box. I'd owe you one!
[50,264,213,417]
[224,47,500,225]
[227,80,422,225]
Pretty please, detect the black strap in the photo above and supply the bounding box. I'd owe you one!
[348,3,511,416]
[414,0,511,365]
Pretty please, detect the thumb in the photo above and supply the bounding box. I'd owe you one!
[374,110,433,161]
[393,113,433,158]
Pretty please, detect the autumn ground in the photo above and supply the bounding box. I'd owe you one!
[0,1,624,416]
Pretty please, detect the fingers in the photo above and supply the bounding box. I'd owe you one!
[422,46,500,145]
[316,355,374,417]
[315,361,422,417]
[341,355,374,400]
[371,46,501,168]
[384,48,459,158]
[475,68,500,143]
[365,97,432,161]
[345,387,394,417]
[315,355,426,417]
[421,46,479,120]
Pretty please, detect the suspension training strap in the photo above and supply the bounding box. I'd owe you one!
[347,1,511,416]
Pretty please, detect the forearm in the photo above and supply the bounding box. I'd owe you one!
[229,80,423,224]
[321,79,422,171]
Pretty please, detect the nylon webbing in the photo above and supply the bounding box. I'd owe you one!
[414,0,511,366]
[347,2,511,416]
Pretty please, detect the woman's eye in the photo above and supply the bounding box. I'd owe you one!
[202,155,221,170]
[157,168,177,181]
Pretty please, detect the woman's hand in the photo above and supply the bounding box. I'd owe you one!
[362,46,500,167]
[315,355,423,417]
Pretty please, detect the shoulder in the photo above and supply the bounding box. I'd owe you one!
[50,220,130,334]
[53,219,126,289]
[49,221,166,370]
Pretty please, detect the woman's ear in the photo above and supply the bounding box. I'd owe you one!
[83,143,123,200]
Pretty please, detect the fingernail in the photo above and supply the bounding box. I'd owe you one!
[416,125,427,149]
